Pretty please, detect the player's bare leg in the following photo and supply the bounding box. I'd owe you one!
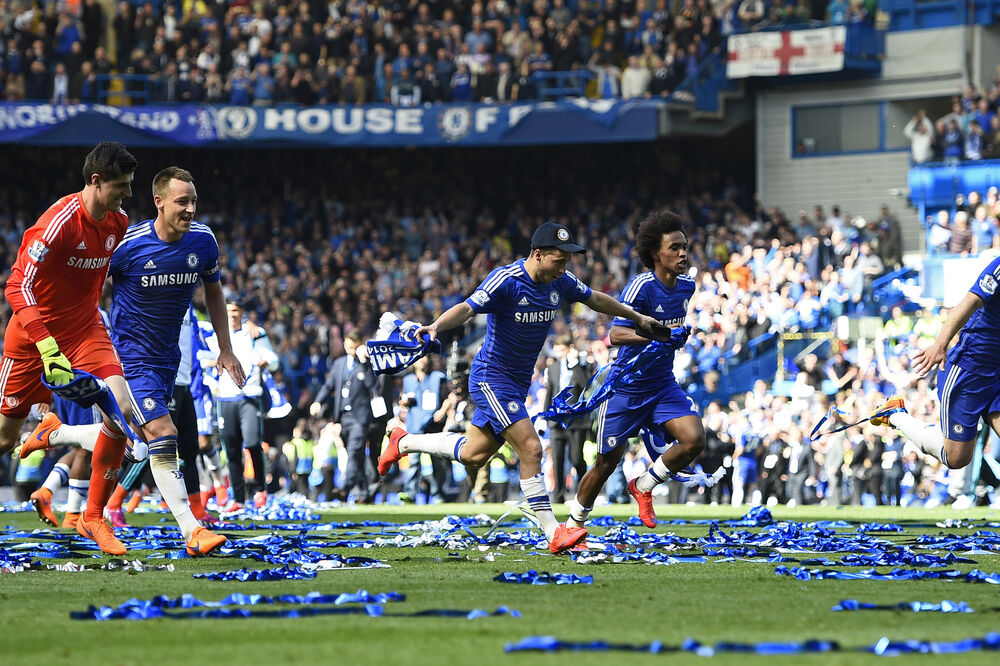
[567,445,627,528]
[629,415,706,528]
[0,413,26,457]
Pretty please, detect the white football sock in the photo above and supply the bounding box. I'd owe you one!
[148,437,200,540]
[636,457,671,493]
[42,462,70,492]
[889,412,946,462]
[66,479,89,514]
[49,423,102,452]
[520,473,558,541]
[566,497,592,528]
[399,432,468,462]
[731,479,745,506]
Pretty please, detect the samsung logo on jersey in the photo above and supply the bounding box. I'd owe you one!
[67,256,109,269]
[141,272,200,287]
[515,310,557,323]
[659,317,686,327]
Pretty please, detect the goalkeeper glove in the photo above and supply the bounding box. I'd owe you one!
[35,336,74,386]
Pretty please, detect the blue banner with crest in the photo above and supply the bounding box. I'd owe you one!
[0,99,660,148]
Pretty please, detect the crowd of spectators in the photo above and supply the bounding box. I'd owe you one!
[922,188,1000,255]
[0,0,863,106]
[905,88,1000,165]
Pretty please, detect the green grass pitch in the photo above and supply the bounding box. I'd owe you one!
[3,503,1000,665]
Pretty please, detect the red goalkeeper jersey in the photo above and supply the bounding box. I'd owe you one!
[4,192,128,358]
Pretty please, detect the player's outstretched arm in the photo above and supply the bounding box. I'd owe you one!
[204,280,246,388]
[416,302,475,342]
[609,324,655,347]
[911,290,983,376]
[584,290,658,335]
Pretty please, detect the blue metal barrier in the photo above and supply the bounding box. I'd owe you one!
[527,70,595,100]
[668,50,739,114]
[880,0,1000,31]
[908,160,1000,240]
[96,74,152,105]
[871,266,919,314]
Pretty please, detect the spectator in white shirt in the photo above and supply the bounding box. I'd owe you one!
[620,56,650,99]
[903,110,935,164]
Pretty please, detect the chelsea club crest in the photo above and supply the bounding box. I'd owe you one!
[213,106,257,140]
[438,108,472,142]
[187,253,199,268]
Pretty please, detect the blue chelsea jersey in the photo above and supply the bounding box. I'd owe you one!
[109,220,221,370]
[948,255,1000,377]
[612,271,695,386]
[465,259,592,385]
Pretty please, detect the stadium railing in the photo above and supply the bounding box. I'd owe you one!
[871,266,920,315]
[666,50,740,115]
[87,70,597,107]
[96,74,153,105]
[881,0,1000,31]
[527,70,595,100]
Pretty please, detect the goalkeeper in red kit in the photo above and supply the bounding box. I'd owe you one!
[0,142,138,555]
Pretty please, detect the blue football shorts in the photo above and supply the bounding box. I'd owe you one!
[468,368,530,439]
[595,380,698,455]
[52,395,100,426]
[936,362,1000,443]
[123,363,178,427]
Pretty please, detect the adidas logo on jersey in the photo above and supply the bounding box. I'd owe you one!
[518,297,529,306]
[655,305,663,313]
[144,259,157,270]
[76,241,87,250]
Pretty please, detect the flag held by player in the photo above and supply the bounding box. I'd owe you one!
[366,312,443,375]
[40,369,148,460]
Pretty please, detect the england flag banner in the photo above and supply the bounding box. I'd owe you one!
[726,26,846,79]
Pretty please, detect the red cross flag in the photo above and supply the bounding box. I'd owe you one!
[726,26,846,79]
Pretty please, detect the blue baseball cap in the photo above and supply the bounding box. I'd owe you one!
[530,222,585,254]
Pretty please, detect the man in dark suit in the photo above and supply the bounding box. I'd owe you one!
[544,335,593,503]
[363,372,396,503]
[784,433,817,507]
[311,330,378,501]
[495,61,515,102]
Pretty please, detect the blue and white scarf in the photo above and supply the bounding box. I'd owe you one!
[366,312,443,376]
[41,370,148,460]
[536,340,673,428]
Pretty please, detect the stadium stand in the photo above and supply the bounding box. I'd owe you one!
[0,0,873,105]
